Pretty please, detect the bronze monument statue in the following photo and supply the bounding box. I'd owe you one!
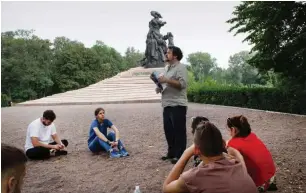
[140,11,174,68]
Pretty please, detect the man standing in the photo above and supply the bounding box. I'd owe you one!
[156,46,188,164]
[1,143,27,193]
[24,110,68,160]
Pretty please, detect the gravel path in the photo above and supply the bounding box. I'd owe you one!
[1,103,306,193]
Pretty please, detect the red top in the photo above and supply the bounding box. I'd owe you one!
[228,132,276,187]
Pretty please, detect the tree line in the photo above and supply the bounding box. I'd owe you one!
[2,1,305,112]
[188,1,306,115]
[1,29,267,106]
[1,30,144,105]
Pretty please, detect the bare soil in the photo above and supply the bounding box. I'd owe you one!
[1,103,306,193]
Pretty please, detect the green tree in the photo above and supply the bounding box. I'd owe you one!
[210,66,227,84]
[124,47,144,69]
[227,51,265,85]
[227,1,306,84]
[1,30,53,100]
[1,29,145,104]
[187,52,217,81]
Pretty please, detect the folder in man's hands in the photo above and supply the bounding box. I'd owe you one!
[150,71,164,92]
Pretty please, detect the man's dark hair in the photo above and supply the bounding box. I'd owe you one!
[227,115,251,138]
[168,46,183,61]
[1,143,27,177]
[43,110,56,121]
[194,122,226,157]
[94,107,105,116]
[191,116,209,134]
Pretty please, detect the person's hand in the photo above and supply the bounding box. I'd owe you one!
[158,74,168,84]
[52,144,61,150]
[110,141,118,148]
[155,87,161,94]
[59,144,65,149]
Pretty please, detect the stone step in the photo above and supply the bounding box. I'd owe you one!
[17,96,161,106]
[17,67,163,106]
[17,99,161,106]
[38,93,159,100]
[50,85,156,95]
[51,89,156,96]
[26,96,160,102]
[47,88,156,97]
[44,94,158,99]
[85,83,154,87]
[80,84,154,89]
[101,81,154,84]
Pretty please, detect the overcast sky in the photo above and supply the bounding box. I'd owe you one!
[1,1,252,68]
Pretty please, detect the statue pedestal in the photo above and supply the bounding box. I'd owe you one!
[144,62,165,68]
[119,67,164,78]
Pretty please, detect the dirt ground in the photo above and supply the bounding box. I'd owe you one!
[1,103,306,193]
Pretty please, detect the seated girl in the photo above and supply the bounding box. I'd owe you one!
[226,115,277,192]
[88,107,129,158]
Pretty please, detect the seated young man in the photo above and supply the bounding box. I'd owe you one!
[163,121,258,193]
[88,107,129,158]
[226,115,278,192]
[24,110,68,160]
[2,143,27,193]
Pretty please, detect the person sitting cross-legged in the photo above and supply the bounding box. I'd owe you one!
[24,110,68,160]
[88,107,129,158]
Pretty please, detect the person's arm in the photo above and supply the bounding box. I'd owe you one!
[158,74,181,89]
[166,79,182,90]
[93,127,109,143]
[227,147,247,172]
[31,137,58,149]
[110,125,120,141]
[158,65,187,90]
[163,145,194,193]
[50,125,63,147]
[163,178,188,193]
[51,134,63,146]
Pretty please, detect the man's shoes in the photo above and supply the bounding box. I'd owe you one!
[171,157,179,164]
[161,155,173,161]
[119,148,129,157]
[109,149,121,158]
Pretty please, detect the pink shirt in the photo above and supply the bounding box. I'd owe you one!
[181,158,258,193]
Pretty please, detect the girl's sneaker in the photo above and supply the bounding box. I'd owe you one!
[109,149,121,158]
[119,148,129,157]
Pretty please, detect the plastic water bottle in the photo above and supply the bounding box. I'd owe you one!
[134,186,141,193]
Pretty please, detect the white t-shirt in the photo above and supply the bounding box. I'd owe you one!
[24,118,57,151]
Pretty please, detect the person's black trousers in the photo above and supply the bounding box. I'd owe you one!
[26,139,68,160]
[163,106,187,158]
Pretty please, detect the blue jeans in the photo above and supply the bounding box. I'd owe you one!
[88,132,124,152]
